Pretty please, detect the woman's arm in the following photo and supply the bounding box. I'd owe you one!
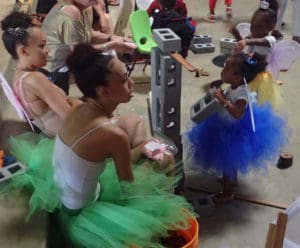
[92,0,113,34]
[90,29,112,44]
[109,129,134,182]
[92,39,136,53]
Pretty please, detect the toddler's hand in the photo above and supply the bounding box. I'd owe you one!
[235,40,246,52]
[213,89,226,103]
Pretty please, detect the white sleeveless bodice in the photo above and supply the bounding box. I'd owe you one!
[52,122,112,209]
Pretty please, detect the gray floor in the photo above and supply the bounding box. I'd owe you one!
[0,0,300,247]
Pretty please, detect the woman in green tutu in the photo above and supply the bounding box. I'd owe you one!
[6,42,195,248]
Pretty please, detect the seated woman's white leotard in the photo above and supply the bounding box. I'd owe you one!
[52,121,112,210]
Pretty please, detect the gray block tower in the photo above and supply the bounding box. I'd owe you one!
[151,28,182,159]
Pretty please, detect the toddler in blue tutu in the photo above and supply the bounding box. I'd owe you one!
[187,52,288,203]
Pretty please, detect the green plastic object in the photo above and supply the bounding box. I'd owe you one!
[129,10,157,54]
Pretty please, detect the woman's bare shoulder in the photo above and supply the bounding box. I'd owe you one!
[61,5,82,20]
[88,117,129,146]
[61,113,129,150]
[23,71,53,89]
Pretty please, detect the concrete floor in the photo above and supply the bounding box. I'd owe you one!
[0,0,300,247]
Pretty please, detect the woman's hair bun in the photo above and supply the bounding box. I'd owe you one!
[67,43,99,73]
[1,11,32,32]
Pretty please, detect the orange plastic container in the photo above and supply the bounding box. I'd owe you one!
[177,210,199,248]
[0,150,4,168]
[130,209,199,248]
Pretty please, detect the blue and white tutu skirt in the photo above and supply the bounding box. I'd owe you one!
[186,103,289,179]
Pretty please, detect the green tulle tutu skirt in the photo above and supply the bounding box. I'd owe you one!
[1,133,195,248]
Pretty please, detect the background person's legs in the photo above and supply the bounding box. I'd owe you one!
[224,0,232,5]
[224,0,232,16]
[114,0,134,37]
[292,0,300,43]
[209,0,217,14]
[271,0,287,39]
[275,0,287,30]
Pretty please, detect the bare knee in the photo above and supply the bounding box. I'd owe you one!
[114,113,147,147]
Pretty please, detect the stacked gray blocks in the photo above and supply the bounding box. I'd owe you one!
[220,37,237,55]
[0,162,27,184]
[151,28,182,158]
[190,34,215,54]
[190,92,222,123]
[152,28,181,53]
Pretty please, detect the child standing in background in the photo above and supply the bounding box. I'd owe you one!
[147,0,188,17]
[204,0,233,23]
[151,0,194,58]
[187,53,288,202]
[232,3,283,109]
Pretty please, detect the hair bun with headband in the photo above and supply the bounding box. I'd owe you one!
[6,27,25,37]
[260,0,270,10]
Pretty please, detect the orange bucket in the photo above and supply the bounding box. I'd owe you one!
[176,210,199,248]
[130,209,199,248]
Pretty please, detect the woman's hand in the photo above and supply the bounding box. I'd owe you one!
[67,97,83,107]
[92,0,106,15]
[143,139,175,176]
[143,139,168,161]
[111,35,132,43]
[108,40,137,53]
